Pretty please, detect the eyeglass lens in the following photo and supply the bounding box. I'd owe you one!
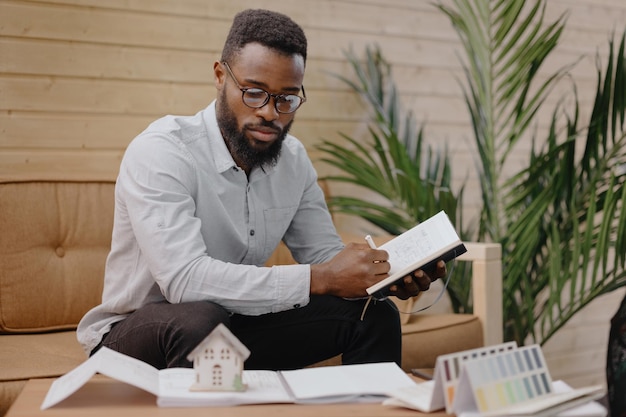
[242,89,302,113]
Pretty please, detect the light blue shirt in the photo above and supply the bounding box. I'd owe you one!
[77,101,344,354]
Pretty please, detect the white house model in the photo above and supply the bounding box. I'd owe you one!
[186,323,251,392]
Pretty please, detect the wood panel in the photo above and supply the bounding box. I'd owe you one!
[0,1,457,65]
[1,75,483,125]
[12,0,452,41]
[0,38,213,83]
[0,76,213,116]
[21,0,626,36]
[0,150,124,181]
[0,37,477,95]
[542,288,626,388]
[0,111,362,154]
[0,1,228,52]
[0,112,150,149]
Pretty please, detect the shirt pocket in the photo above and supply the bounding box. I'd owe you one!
[263,206,298,261]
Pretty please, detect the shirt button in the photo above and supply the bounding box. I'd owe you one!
[249,229,255,236]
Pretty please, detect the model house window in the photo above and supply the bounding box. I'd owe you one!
[220,348,230,360]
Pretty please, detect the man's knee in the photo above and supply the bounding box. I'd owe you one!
[160,301,231,367]
[168,301,231,341]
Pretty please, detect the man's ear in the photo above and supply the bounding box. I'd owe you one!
[213,61,225,90]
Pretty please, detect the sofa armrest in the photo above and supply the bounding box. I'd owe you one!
[458,242,503,346]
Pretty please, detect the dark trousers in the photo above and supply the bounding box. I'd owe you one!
[95,295,401,371]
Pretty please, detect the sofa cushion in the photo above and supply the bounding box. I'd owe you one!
[0,331,86,382]
[0,331,86,416]
[0,181,114,333]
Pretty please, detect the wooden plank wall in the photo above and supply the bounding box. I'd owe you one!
[1,0,625,389]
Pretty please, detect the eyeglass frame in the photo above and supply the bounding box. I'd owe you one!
[221,61,307,114]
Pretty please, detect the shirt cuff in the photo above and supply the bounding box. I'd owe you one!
[273,264,311,312]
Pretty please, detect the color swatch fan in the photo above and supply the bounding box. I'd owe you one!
[383,343,606,416]
[452,344,605,416]
[382,342,517,413]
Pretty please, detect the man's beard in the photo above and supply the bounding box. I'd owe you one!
[216,94,293,171]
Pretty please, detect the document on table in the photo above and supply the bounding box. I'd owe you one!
[41,347,417,409]
[280,362,417,404]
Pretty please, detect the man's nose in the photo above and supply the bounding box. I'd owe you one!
[254,98,280,121]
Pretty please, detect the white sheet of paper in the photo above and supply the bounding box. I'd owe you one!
[382,380,443,412]
[156,368,293,407]
[41,347,160,410]
[280,362,416,403]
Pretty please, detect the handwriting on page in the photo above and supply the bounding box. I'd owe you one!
[383,228,436,273]
[243,371,285,388]
[378,211,460,276]
[388,230,434,260]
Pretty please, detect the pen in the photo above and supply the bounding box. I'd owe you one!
[365,234,377,249]
[361,234,378,320]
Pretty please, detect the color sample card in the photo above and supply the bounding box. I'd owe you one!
[454,344,553,413]
[434,342,518,413]
[384,343,605,415]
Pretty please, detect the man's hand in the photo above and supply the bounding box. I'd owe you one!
[310,243,447,300]
[310,242,390,298]
[388,260,447,300]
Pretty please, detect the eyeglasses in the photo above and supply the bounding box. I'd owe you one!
[221,61,306,114]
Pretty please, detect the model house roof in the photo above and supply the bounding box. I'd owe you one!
[186,323,251,361]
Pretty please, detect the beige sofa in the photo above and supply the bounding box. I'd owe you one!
[0,179,502,416]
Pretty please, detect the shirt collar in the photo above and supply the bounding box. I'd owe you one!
[203,100,237,174]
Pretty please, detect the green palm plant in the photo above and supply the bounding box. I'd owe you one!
[437,0,626,344]
[316,46,473,312]
[317,46,463,235]
[317,0,626,346]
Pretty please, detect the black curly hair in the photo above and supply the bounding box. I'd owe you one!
[220,9,307,65]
